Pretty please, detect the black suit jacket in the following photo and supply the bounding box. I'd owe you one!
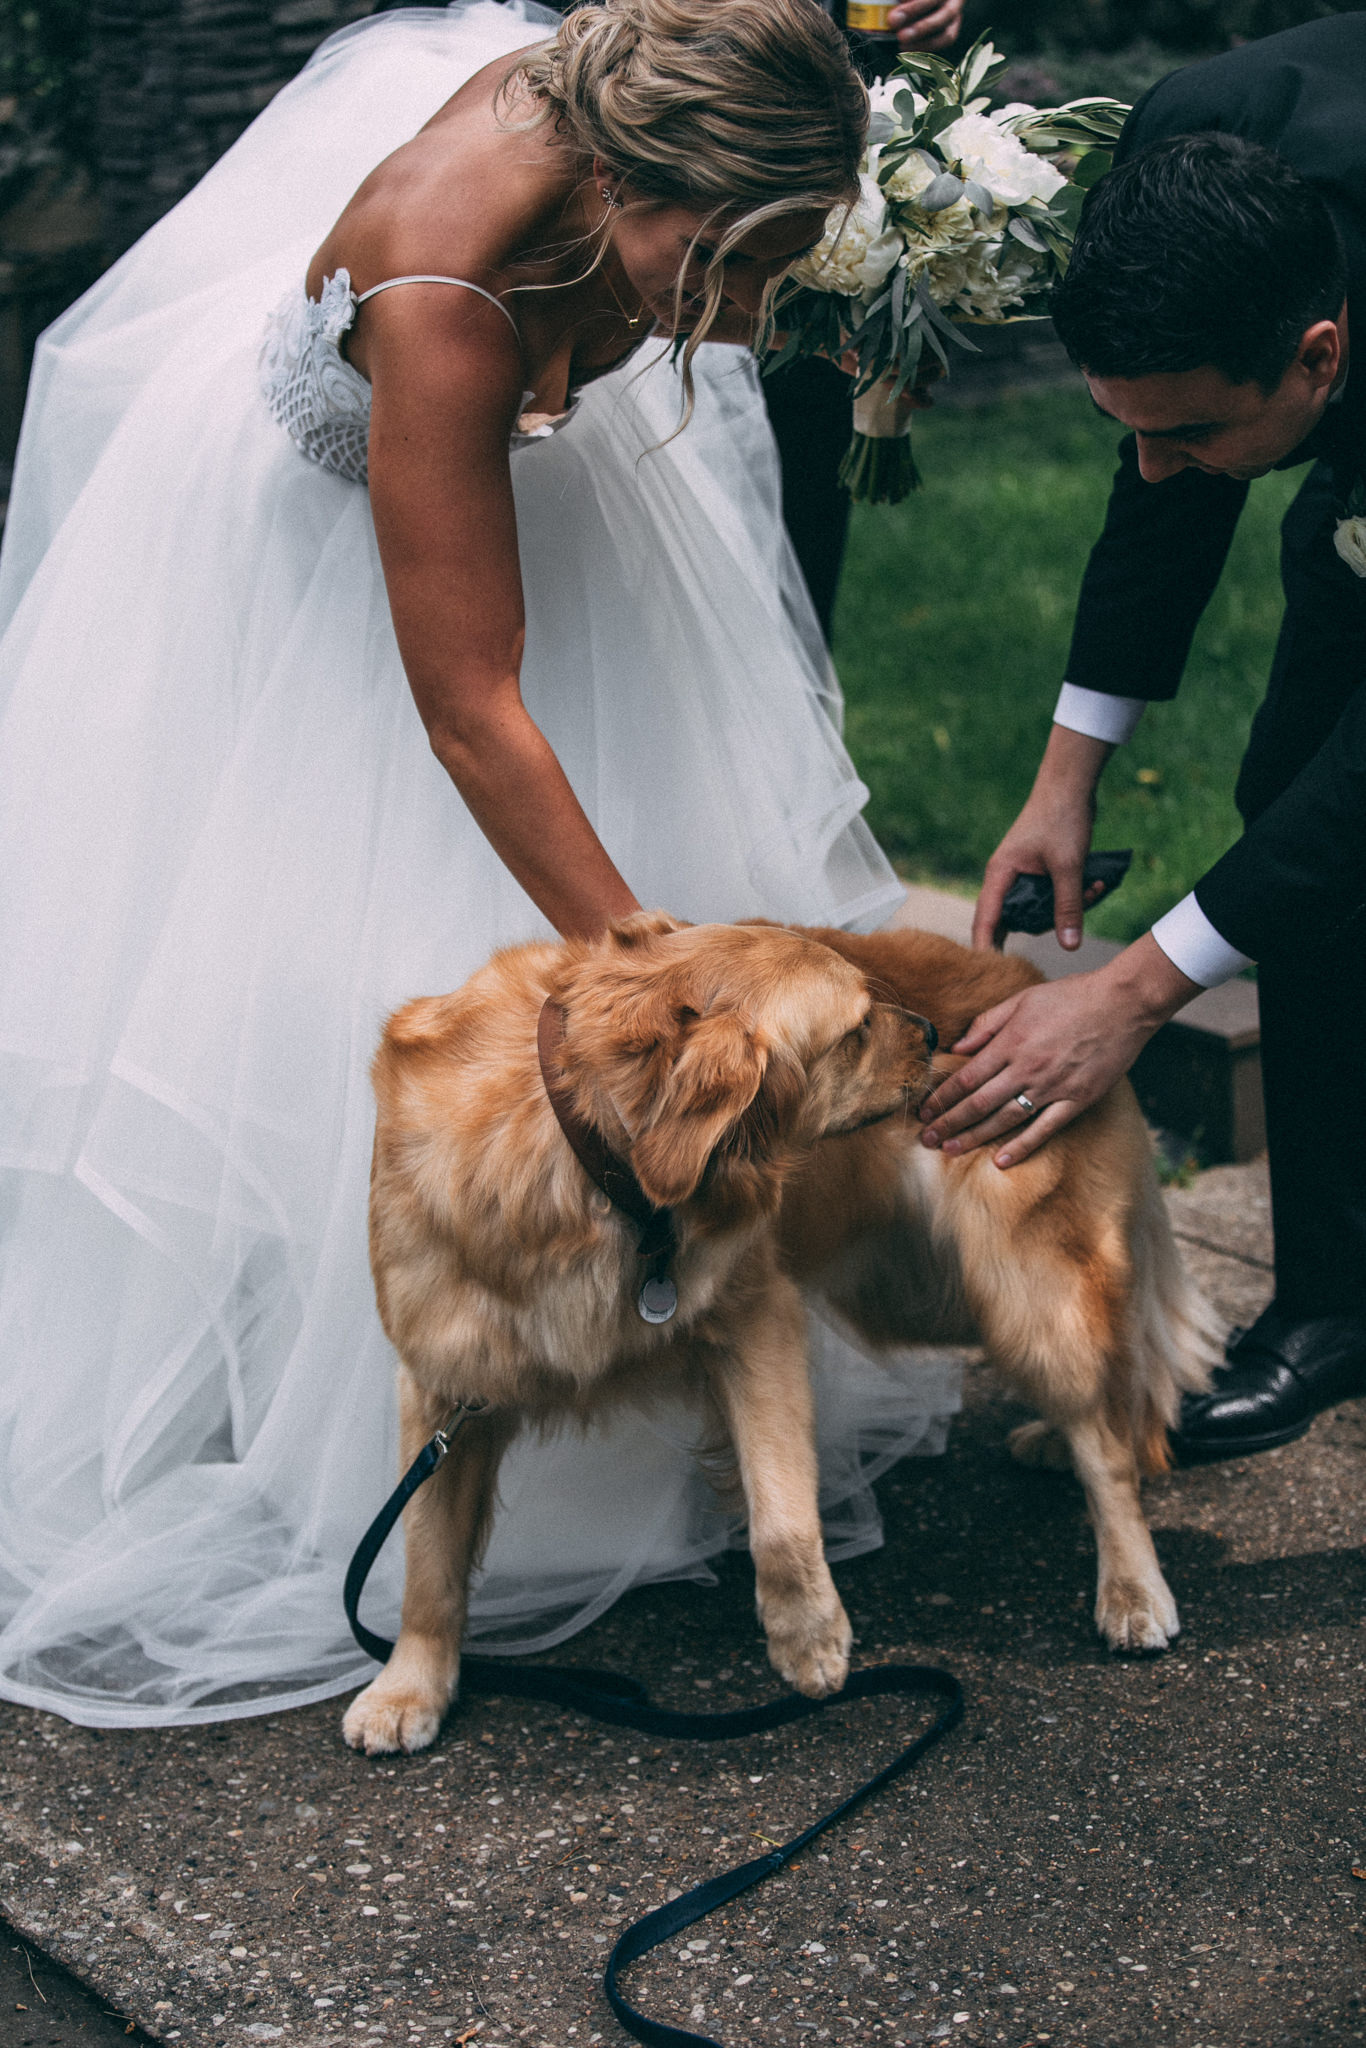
[1062,16,1366,958]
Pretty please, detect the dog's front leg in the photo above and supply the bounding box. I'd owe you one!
[707,1276,851,1698]
[343,1367,515,1756]
[1063,1411,1180,1653]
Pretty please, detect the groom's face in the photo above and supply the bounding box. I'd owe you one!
[1084,316,1345,485]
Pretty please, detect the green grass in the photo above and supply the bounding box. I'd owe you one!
[831,383,1300,943]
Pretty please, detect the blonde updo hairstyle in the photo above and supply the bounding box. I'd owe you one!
[508,0,867,399]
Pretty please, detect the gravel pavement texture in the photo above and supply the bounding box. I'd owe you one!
[3,1160,1365,2048]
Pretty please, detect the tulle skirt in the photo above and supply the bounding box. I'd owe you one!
[0,1,960,1726]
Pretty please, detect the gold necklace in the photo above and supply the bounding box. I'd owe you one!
[596,198,643,330]
[601,259,644,331]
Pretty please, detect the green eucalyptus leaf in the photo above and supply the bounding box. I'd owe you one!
[920,103,964,144]
[1072,147,1113,189]
[955,32,999,100]
[920,171,965,212]
[920,320,949,373]
[1008,215,1047,253]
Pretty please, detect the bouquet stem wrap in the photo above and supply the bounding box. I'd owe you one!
[841,380,922,503]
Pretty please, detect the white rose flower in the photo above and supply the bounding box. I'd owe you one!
[791,172,901,299]
[1333,514,1366,577]
[938,110,1066,207]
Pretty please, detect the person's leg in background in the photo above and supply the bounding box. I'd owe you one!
[761,355,853,645]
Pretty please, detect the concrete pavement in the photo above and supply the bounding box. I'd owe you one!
[2,1165,1364,2048]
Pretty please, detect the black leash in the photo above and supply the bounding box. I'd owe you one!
[344,1414,964,2048]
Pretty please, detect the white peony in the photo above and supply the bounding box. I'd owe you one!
[1333,515,1366,577]
[867,76,926,123]
[896,187,990,307]
[791,172,901,299]
[883,149,939,207]
[956,239,1034,318]
[921,247,968,307]
[937,110,1066,207]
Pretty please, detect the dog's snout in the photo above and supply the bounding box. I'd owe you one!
[906,1011,937,1056]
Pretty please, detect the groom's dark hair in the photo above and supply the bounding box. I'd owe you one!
[1052,131,1347,390]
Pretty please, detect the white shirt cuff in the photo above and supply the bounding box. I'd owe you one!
[1053,682,1147,746]
[1151,892,1256,988]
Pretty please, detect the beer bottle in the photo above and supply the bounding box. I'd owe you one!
[842,1,899,80]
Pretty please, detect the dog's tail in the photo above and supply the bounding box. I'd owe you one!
[1126,1164,1226,1477]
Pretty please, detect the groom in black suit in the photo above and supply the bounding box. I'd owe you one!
[912,16,1366,1460]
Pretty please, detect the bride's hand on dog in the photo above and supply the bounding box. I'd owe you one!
[918,935,1201,1167]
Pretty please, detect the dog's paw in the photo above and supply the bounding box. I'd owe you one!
[1095,1574,1180,1655]
[763,1593,853,1699]
[342,1668,453,1755]
[1007,1420,1073,1473]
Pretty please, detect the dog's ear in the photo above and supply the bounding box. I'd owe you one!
[630,1011,766,1208]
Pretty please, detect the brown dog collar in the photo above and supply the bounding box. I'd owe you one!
[536,999,678,1325]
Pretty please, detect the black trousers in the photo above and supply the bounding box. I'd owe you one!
[1237,463,1366,1316]
[761,355,853,644]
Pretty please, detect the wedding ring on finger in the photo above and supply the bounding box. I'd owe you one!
[1013,1093,1037,1116]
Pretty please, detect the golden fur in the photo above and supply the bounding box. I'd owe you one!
[346,912,938,1754]
[346,915,1220,1756]
[780,925,1223,1653]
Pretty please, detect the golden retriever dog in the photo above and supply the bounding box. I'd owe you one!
[780,924,1222,1656]
[345,912,939,1755]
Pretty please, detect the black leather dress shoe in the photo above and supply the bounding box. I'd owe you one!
[1171,1303,1366,1464]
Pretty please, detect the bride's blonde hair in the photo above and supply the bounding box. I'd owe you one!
[508,0,866,394]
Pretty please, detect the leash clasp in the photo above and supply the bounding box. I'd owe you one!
[432,1398,490,1461]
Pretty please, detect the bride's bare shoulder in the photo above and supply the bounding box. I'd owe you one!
[306,51,563,303]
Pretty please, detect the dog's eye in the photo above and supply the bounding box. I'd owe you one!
[852,1013,873,1048]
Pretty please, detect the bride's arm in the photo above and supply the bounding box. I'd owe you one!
[362,292,641,940]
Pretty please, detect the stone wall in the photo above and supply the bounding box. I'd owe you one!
[0,0,391,472]
[90,0,379,263]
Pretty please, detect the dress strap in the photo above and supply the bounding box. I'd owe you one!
[354,274,519,340]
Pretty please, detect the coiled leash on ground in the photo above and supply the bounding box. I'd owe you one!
[345,1408,965,2048]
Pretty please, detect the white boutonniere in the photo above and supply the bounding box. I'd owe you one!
[1333,477,1366,577]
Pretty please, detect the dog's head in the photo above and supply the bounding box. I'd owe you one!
[552,913,938,1213]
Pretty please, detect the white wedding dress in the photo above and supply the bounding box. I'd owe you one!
[0,0,960,1727]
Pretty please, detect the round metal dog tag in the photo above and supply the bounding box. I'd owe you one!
[638,1276,678,1325]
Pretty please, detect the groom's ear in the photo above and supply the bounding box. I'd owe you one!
[1295,315,1343,393]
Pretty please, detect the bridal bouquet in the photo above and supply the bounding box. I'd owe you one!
[768,37,1128,501]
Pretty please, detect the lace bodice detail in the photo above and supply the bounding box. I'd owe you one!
[258,270,575,483]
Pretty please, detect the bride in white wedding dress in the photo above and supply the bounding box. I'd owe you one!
[0,0,959,1727]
